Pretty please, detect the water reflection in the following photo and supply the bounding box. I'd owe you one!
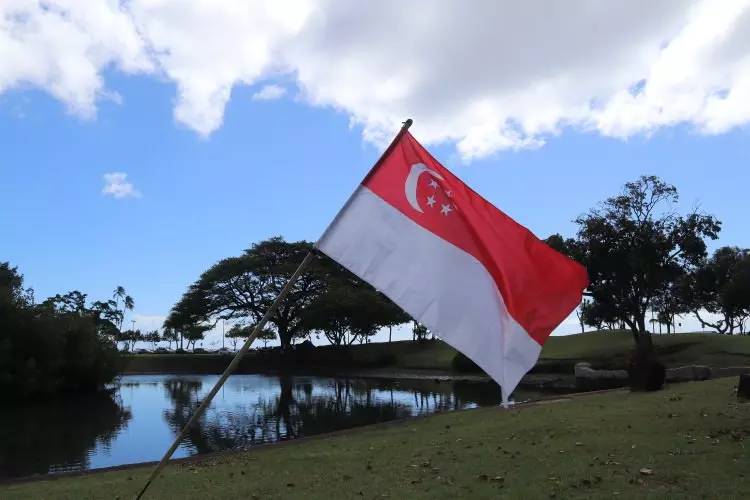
[0,392,131,478]
[0,374,509,478]
[160,375,502,455]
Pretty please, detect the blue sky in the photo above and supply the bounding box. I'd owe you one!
[2,1,749,344]
[1,73,748,343]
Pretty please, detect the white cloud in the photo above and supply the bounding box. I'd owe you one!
[252,84,287,101]
[2,1,750,158]
[0,0,152,118]
[102,172,140,199]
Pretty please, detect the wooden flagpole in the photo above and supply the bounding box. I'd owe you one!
[135,251,315,499]
[135,118,414,499]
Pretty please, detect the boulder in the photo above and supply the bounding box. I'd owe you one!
[666,365,712,382]
[575,362,629,391]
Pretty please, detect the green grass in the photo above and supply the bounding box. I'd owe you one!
[540,331,750,369]
[3,377,748,499]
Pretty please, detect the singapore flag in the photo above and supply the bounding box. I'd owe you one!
[316,126,588,402]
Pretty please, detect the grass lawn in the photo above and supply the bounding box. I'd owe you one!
[4,377,748,499]
[344,331,750,371]
[540,331,750,369]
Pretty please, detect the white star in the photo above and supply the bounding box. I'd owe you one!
[445,189,453,198]
[426,195,436,207]
[440,204,453,216]
[428,179,439,189]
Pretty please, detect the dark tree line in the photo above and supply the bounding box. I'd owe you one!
[0,263,128,399]
[165,238,409,352]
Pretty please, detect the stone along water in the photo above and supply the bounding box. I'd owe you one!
[0,373,531,478]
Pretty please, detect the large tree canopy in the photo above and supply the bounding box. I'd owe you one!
[302,265,408,345]
[555,176,721,355]
[166,237,408,351]
[682,246,750,334]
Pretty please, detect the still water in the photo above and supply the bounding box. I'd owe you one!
[0,373,532,479]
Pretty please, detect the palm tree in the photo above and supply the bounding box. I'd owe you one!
[112,286,134,331]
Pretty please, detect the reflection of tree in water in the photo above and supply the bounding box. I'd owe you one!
[0,391,132,478]
[161,378,236,454]
[161,375,501,456]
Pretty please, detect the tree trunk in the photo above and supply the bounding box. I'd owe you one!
[388,326,392,343]
[277,323,292,352]
[630,328,663,391]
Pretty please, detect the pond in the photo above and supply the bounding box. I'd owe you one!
[0,373,543,479]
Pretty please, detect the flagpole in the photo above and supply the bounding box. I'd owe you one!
[135,119,414,499]
[135,251,315,499]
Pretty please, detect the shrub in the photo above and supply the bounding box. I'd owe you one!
[0,263,121,400]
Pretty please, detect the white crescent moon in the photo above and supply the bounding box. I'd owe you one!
[405,162,444,213]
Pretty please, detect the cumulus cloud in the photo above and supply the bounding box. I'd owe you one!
[0,0,152,118]
[252,84,287,101]
[2,1,750,158]
[102,172,140,199]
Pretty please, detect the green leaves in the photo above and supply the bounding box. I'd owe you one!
[564,176,721,342]
[167,237,408,350]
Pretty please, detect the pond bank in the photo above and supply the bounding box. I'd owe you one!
[121,356,580,392]
[3,377,747,499]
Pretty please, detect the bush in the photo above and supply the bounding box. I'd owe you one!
[0,307,120,399]
[451,352,484,373]
[0,263,121,400]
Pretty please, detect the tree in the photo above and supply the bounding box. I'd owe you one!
[226,324,276,349]
[167,237,409,352]
[0,262,30,309]
[0,262,121,399]
[121,329,143,351]
[112,286,134,331]
[682,247,750,334]
[161,327,179,350]
[651,279,686,334]
[166,238,329,351]
[567,176,720,385]
[88,299,122,338]
[182,324,211,351]
[412,321,430,341]
[225,325,245,350]
[145,330,161,349]
[40,291,88,314]
[302,263,408,346]
[257,327,277,348]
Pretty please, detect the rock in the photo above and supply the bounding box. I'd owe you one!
[575,362,629,391]
[666,365,712,382]
[738,374,750,400]
[574,362,593,377]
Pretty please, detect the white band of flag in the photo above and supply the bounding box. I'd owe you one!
[317,186,542,399]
